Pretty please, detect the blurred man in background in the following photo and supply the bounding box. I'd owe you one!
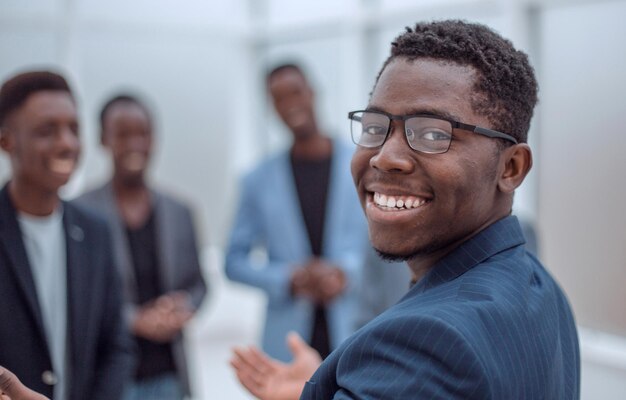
[0,71,133,400]
[225,64,367,361]
[76,94,207,400]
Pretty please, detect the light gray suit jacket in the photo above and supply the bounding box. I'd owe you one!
[75,183,207,396]
[225,140,368,361]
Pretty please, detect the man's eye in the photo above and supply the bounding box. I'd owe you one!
[363,125,386,136]
[36,125,56,137]
[420,130,451,141]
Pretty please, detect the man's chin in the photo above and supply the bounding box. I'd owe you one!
[44,175,70,193]
[119,171,145,185]
[373,247,415,263]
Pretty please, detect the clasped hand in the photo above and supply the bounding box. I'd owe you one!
[290,259,346,305]
[132,291,193,343]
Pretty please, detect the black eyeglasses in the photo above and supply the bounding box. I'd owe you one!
[348,110,517,154]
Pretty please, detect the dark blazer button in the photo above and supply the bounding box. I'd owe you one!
[69,225,84,242]
[41,370,58,385]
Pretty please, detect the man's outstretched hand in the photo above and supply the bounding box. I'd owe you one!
[0,366,49,400]
[230,332,322,400]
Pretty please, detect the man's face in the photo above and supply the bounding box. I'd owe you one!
[351,58,505,260]
[102,102,153,181]
[1,91,80,194]
[268,69,315,138]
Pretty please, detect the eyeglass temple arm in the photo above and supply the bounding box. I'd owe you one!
[456,121,517,144]
[475,127,518,144]
[348,112,362,122]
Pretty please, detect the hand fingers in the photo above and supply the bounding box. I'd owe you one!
[231,358,267,388]
[0,367,48,400]
[0,366,19,396]
[286,332,311,356]
[233,367,266,399]
[230,355,273,400]
[248,347,282,373]
[232,347,272,377]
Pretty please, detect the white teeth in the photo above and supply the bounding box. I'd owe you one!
[123,153,147,172]
[372,192,427,210]
[49,159,75,175]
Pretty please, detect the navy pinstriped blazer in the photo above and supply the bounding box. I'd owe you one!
[301,216,580,399]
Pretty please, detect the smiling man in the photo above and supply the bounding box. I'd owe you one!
[0,71,133,400]
[76,94,207,400]
[225,64,367,362]
[231,20,580,400]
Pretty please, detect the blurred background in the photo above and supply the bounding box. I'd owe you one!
[1,0,625,398]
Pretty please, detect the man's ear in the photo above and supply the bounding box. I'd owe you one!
[498,143,532,193]
[0,129,13,152]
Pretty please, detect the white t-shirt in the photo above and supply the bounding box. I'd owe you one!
[18,208,67,400]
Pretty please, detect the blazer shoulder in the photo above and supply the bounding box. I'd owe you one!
[153,189,194,214]
[454,247,545,304]
[64,200,111,234]
[241,151,288,186]
[339,309,489,396]
[73,184,109,208]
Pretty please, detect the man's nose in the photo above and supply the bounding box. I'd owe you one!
[369,123,414,173]
[127,134,150,150]
[56,126,80,151]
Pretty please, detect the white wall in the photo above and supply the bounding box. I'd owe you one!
[538,0,626,339]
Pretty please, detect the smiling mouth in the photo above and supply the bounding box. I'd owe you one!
[49,158,76,175]
[122,153,147,172]
[370,191,431,211]
[286,109,308,126]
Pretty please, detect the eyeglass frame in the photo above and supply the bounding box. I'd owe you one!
[348,109,517,154]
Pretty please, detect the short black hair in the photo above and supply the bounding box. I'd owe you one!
[99,94,152,139]
[0,70,73,127]
[266,63,307,84]
[375,20,538,144]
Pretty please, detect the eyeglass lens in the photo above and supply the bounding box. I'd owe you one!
[350,111,453,154]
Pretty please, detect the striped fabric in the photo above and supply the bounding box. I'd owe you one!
[300,216,580,399]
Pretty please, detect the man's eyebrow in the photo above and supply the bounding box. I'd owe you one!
[364,105,386,113]
[365,105,461,121]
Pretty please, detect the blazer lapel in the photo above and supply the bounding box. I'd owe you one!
[100,183,138,303]
[64,203,91,366]
[274,152,310,259]
[0,185,47,343]
[153,191,175,291]
[419,216,526,291]
[321,139,346,256]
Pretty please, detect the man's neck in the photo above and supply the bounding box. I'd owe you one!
[291,134,332,160]
[406,212,510,284]
[8,179,60,216]
[406,248,457,284]
[112,174,152,228]
[112,173,148,196]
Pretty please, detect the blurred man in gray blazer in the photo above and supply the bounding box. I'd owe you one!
[76,94,207,400]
